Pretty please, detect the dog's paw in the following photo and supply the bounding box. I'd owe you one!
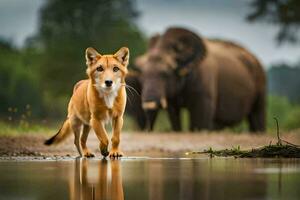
[99,141,109,157]
[83,151,95,158]
[109,150,124,159]
[100,147,109,157]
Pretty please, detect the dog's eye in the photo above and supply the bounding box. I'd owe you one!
[113,66,119,72]
[96,66,103,72]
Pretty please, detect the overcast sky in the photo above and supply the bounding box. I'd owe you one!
[0,0,299,68]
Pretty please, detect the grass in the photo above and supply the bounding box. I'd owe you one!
[2,95,300,134]
[186,118,300,158]
[187,144,300,158]
[152,96,300,133]
[0,121,54,136]
[2,94,300,136]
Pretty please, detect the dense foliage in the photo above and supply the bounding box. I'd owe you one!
[0,0,146,121]
[247,0,300,44]
[0,40,44,119]
[268,62,300,102]
[1,0,300,131]
[32,0,146,96]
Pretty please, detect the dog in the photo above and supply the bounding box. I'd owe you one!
[45,47,129,158]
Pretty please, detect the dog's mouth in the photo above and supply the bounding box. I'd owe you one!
[93,83,113,93]
[93,79,122,95]
[102,86,114,93]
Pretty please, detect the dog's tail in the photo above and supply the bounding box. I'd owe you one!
[44,119,72,145]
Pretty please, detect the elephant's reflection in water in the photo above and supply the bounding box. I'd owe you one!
[69,159,124,200]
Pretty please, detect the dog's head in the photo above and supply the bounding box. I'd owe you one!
[85,47,129,94]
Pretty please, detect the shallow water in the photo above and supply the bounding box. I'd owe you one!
[0,157,300,200]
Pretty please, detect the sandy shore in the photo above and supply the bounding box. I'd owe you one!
[0,131,299,159]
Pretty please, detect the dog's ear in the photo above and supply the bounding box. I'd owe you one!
[114,47,130,67]
[85,47,101,66]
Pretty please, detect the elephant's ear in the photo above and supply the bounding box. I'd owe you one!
[134,54,148,71]
[163,27,207,66]
[126,70,142,92]
[148,34,160,49]
[179,34,206,63]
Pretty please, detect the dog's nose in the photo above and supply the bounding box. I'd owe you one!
[105,80,113,87]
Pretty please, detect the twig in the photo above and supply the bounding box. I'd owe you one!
[281,139,300,147]
[274,117,282,146]
[273,117,300,147]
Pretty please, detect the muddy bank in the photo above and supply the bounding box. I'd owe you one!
[0,131,299,159]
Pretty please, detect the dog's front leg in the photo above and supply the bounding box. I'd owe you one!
[109,116,124,158]
[91,117,109,157]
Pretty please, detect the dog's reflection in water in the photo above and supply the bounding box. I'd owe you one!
[70,158,124,200]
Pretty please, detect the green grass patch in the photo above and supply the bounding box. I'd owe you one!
[0,121,54,136]
[151,95,300,133]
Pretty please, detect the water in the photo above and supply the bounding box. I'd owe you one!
[0,158,300,200]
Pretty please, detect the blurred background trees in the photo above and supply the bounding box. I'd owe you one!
[0,39,44,120]
[247,0,300,44]
[268,62,300,102]
[0,0,146,122]
[246,0,300,130]
[0,0,300,131]
[33,0,146,96]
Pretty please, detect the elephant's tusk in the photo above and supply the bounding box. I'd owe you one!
[160,98,168,109]
[142,101,158,110]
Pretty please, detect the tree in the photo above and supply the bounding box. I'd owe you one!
[268,62,300,102]
[247,0,300,44]
[31,0,146,96]
[0,39,44,118]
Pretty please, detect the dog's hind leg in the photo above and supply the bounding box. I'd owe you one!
[81,125,95,157]
[70,117,83,157]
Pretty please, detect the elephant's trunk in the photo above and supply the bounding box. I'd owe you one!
[142,97,167,131]
[144,108,159,131]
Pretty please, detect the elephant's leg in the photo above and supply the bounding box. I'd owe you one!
[135,109,147,130]
[189,107,199,131]
[145,109,159,131]
[213,121,226,131]
[189,109,214,131]
[188,95,215,131]
[126,98,147,130]
[248,93,266,133]
[167,103,181,131]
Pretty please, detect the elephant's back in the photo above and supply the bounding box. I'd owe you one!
[206,39,265,86]
[204,39,266,125]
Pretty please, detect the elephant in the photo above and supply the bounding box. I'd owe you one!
[133,27,266,132]
[124,72,147,130]
[124,35,161,130]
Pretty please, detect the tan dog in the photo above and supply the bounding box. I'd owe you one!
[45,47,129,158]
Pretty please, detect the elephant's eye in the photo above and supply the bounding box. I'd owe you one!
[113,66,119,72]
[172,45,181,53]
[96,66,104,72]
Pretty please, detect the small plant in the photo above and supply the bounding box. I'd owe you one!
[186,118,300,158]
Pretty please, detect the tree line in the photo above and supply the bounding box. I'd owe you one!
[1,0,300,130]
[0,0,146,122]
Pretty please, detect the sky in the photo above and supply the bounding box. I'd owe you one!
[0,0,43,46]
[0,0,299,68]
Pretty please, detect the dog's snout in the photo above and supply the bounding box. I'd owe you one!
[105,80,113,87]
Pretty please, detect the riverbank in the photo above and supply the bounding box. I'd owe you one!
[0,131,299,159]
